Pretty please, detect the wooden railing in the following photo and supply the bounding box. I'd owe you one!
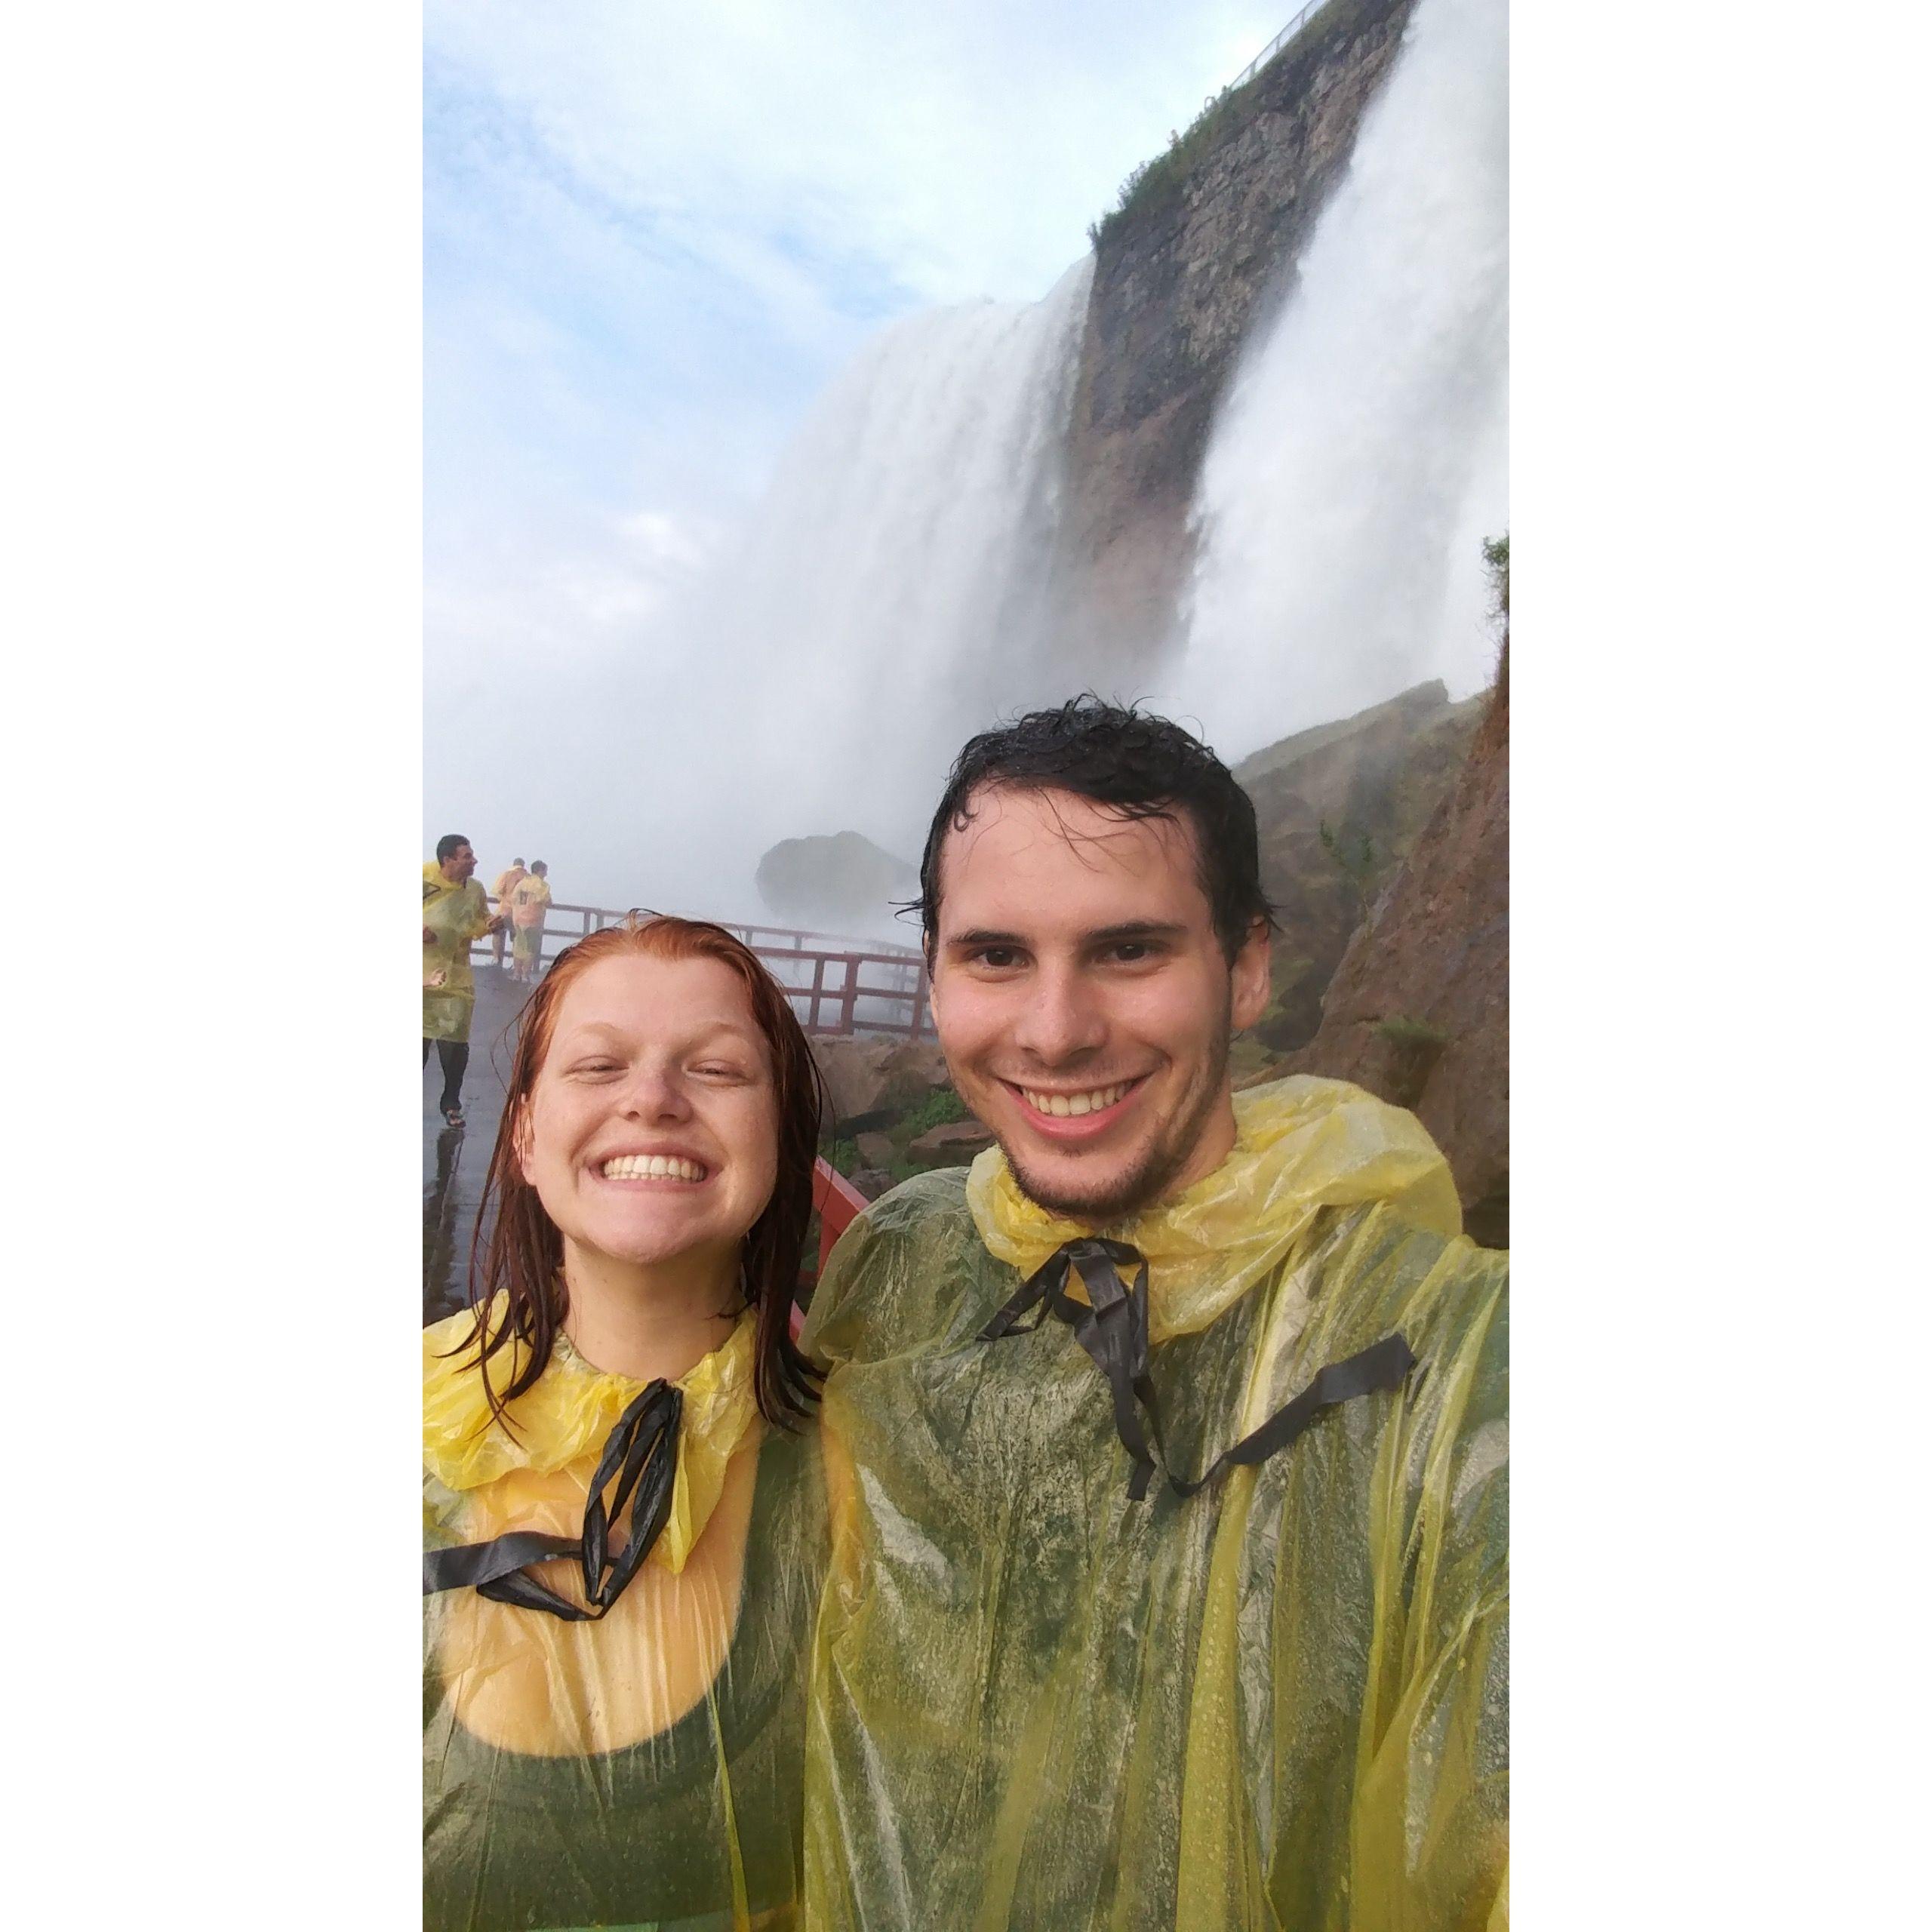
[473,898,933,1039]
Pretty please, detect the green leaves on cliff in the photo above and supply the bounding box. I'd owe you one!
[1088,83,1245,251]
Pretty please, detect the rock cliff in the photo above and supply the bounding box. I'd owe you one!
[1237,678,1482,1050]
[1057,0,1419,666]
[1287,645,1508,1243]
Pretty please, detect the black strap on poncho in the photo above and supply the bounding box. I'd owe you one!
[421,1380,683,1621]
[980,1237,1415,1502]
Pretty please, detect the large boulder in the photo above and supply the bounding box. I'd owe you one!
[755,830,920,936]
[811,1035,951,1126]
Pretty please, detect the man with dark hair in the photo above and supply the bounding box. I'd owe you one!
[423,834,503,1126]
[800,698,1508,1929]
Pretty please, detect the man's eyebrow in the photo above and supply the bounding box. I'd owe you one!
[943,921,1188,950]
[1086,921,1187,944]
[945,928,1027,949]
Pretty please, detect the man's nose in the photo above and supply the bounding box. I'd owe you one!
[1010,964,1106,1064]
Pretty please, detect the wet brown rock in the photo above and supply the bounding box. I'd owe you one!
[906,1119,996,1164]
[1288,648,1509,1244]
[811,1037,951,1124]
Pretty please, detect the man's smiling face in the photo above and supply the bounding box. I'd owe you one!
[928,784,1270,1223]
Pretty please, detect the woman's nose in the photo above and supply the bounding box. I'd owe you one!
[617,1065,690,1118]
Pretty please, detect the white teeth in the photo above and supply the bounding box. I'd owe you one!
[601,1155,706,1182]
[1020,1081,1129,1118]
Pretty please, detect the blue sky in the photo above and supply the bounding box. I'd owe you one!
[423,0,1290,893]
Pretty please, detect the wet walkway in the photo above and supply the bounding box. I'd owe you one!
[423,960,536,1326]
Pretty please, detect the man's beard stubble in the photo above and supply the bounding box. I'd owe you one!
[1000,1018,1232,1227]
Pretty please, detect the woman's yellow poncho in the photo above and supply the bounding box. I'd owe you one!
[423,1303,826,1932]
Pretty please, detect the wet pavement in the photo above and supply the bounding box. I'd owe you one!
[423,960,536,1326]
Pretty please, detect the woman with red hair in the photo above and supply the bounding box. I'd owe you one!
[422,915,828,1930]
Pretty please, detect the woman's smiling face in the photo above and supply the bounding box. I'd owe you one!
[518,952,780,1274]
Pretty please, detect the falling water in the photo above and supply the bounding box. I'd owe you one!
[1170,0,1509,759]
[697,257,1095,877]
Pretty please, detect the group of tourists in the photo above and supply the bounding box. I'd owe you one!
[488,855,554,983]
[422,840,555,1126]
[420,697,1509,1930]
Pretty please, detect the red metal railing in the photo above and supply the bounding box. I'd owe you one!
[813,1157,869,1272]
[473,898,932,1038]
[791,1157,871,1343]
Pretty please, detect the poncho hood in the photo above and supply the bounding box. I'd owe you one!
[422,1297,761,1575]
[965,1074,1463,1344]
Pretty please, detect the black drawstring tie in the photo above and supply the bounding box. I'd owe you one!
[980,1238,1416,1502]
[422,1380,683,1620]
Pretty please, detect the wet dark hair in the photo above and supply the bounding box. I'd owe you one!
[435,833,472,863]
[915,695,1275,964]
[461,915,826,1431]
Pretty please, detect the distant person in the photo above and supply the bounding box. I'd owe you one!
[423,915,828,1930]
[490,857,528,968]
[508,860,552,983]
[423,834,503,1128]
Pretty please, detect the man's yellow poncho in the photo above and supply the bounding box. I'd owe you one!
[422,862,493,1043]
[798,1076,1508,1931]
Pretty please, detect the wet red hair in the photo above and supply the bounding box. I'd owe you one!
[462,914,826,1429]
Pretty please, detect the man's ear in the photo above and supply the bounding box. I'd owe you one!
[1231,918,1272,1032]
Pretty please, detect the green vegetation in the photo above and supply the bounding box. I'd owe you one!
[1084,2,1348,250]
[897,1084,968,1138]
[1372,1014,1449,1048]
[1318,820,1379,905]
[1482,533,1509,623]
[1088,78,1255,249]
[828,1137,860,1178]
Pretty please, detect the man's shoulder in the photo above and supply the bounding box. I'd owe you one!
[855,1163,972,1231]
[801,1164,989,1366]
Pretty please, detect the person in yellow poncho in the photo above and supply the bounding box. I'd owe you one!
[489,857,528,968]
[798,700,1508,1930]
[507,860,552,983]
[423,833,505,1126]
[424,914,829,1931]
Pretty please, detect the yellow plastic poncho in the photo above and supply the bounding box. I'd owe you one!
[508,873,552,929]
[423,862,493,1043]
[424,1300,826,1931]
[798,1076,1507,1931]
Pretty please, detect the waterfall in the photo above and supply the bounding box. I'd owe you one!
[1171,0,1509,759]
[697,257,1095,875]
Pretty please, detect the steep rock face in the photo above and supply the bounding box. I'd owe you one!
[1238,678,1483,1049]
[1058,0,1418,666]
[1287,648,1508,1243]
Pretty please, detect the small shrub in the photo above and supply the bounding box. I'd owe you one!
[895,1085,968,1141]
[1482,533,1509,622]
[1372,1014,1449,1048]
